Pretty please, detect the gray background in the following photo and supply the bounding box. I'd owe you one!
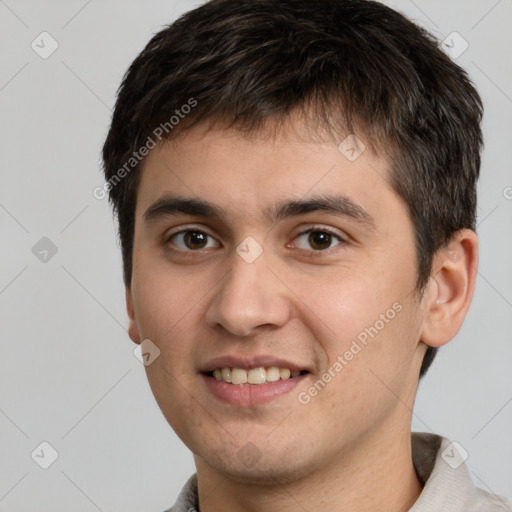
[1,0,511,510]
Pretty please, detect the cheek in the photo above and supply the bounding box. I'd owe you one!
[295,258,419,377]
[131,264,209,426]
[295,268,397,348]
[131,255,208,341]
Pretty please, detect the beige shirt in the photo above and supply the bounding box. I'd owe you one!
[165,432,512,511]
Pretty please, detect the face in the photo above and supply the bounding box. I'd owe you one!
[127,118,428,484]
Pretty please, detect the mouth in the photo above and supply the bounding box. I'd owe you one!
[204,367,309,385]
[200,357,311,406]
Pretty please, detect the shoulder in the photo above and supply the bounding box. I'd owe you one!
[411,432,512,511]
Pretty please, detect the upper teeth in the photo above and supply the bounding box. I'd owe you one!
[212,367,303,385]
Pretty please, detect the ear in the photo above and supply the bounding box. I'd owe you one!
[420,229,478,348]
[126,286,142,345]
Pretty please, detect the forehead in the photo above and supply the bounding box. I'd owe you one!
[134,118,401,228]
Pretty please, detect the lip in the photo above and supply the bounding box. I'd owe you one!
[199,354,310,407]
[201,372,308,406]
[200,354,309,373]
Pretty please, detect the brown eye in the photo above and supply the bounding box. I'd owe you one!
[308,231,332,250]
[184,231,208,249]
[170,230,219,250]
[294,229,345,251]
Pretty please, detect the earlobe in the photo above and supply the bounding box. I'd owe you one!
[126,286,142,345]
[420,229,478,348]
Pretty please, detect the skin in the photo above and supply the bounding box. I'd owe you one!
[126,115,478,511]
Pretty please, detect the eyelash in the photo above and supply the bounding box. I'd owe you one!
[165,225,347,254]
[291,226,347,252]
[165,227,219,255]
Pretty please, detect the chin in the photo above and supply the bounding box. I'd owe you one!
[198,445,318,486]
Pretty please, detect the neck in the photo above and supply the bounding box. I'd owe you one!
[194,425,423,512]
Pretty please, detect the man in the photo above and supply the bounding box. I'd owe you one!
[101,0,512,510]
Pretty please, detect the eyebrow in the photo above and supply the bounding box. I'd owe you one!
[144,196,225,223]
[268,194,375,228]
[143,194,375,229]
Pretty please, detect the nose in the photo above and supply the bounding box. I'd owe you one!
[205,252,292,337]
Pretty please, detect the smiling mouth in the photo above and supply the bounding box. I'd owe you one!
[205,367,309,385]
